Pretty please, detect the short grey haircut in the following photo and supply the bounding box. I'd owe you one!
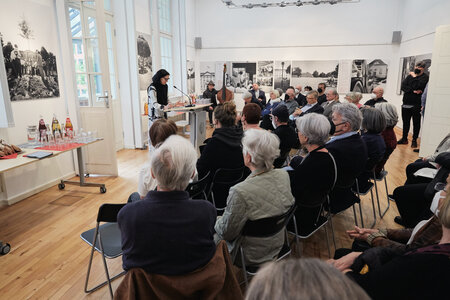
[375,102,398,127]
[332,103,363,131]
[296,113,331,146]
[328,88,338,96]
[242,129,280,172]
[151,135,197,191]
[245,258,371,300]
[354,92,363,101]
[270,89,280,98]
[361,107,387,134]
[307,90,318,99]
[242,91,252,100]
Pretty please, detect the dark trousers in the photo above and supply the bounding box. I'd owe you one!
[334,240,371,259]
[393,183,433,228]
[401,105,421,140]
[405,159,435,185]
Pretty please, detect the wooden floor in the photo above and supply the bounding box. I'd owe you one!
[0,128,419,299]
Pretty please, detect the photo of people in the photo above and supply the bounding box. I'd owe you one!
[230,62,257,93]
[136,32,152,91]
[187,60,195,94]
[256,60,274,92]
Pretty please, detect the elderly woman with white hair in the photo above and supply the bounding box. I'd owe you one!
[118,135,216,275]
[243,90,263,110]
[215,129,295,266]
[288,113,336,234]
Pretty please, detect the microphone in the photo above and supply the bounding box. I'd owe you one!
[173,85,195,107]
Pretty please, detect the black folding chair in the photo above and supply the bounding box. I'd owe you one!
[208,167,246,213]
[370,168,391,218]
[352,177,377,228]
[238,204,297,287]
[186,171,210,199]
[80,203,126,299]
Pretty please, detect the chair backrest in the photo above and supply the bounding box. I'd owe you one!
[97,203,127,223]
[208,167,246,209]
[186,171,210,199]
[241,204,296,238]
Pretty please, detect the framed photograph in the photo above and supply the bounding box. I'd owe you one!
[273,60,291,92]
[136,32,152,91]
[350,59,389,94]
[230,62,257,93]
[291,60,339,90]
[186,60,195,94]
[256,60,274,93]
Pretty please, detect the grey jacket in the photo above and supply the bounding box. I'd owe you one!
[321,100,341,119]
[215,168,295,266]
[428,133,450,162]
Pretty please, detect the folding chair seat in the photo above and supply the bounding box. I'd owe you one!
[185,171,210,199]
[238,204,297,287]
[80,203,126,298]
[207,167,246,214]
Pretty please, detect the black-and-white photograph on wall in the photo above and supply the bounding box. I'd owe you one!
[350,59,388,93]
[186,60,195,94]
[200,61,215,91]
[397,54,431,95]
[0,3,60,101]
[256,61,274,92]
[291,60,338,90]
[137,32,152,91]
[230,62,256,93]
[273,61,291,92]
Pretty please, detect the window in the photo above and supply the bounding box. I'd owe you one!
[158,0,173,92]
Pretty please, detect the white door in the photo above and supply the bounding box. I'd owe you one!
[68,0,121,175]
[420,25,450,157]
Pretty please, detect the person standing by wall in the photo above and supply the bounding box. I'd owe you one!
[398,61,429,148]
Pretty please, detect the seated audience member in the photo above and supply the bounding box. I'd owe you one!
[374,102,399,176]
[289,114,335,233]
[246,258,370,300]
[215,129,294,266]
[304,86,312,92]
[321,88,341,119]
[197,101,244,181]
[393,152,450,227]
[203,81,218,127]
[241,103,262,131]
[330,176,447,261]
[331,192,450,300]
[317,82,327,105]
[363,86,387,107]
[404,133,450,185]
[250,83,266,106]
[271,105,299,168]
[118,135,217,275]
[276,88,284,100]
[243,90,263,110]
[290,91,324,121]
[345,92,363,108]
[129,119,178,202]
[295,84,306,106]
[326,103,368,213]
[357,107,386,188]
[261,90,281,117]
[280,87,299,115]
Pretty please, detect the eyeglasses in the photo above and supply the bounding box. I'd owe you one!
[334,121,348,127]
[162,77,170,81]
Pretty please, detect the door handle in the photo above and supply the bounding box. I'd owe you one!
[97,91,110,108]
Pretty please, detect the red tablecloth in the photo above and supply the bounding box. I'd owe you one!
[36,143,85,151]
[0,153,18,159]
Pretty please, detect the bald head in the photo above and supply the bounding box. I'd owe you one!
[373,86,384,99]
[295,85,302,93]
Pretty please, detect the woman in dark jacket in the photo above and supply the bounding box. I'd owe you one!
[358,107,386,189]
[374,102,398,176]
[289,114,336,234]
[197,101,244,181]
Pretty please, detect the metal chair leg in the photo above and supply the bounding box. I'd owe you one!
[292,215,301,257]
[240,247,248,288]
[373,170,383,219]
[84,226,99,294]
[381,173,391,217]
[328,214,337,250]
[369,188,377,228]
[324,223,331,258]
[352,205,358,227]
[355,180,364,228]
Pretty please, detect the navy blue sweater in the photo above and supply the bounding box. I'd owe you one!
[117,190,216,275]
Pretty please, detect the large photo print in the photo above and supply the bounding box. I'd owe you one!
[256,61,274,93]
[291,60,338,90]
[350,59,388,93]
[137,32,153,91]
[1,2,60,101]
[230,62,257,93]
[273,60,291,92]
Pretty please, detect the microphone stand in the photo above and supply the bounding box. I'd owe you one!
[173,85,195,107]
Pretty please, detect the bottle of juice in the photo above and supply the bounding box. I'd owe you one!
[65,116,73,139]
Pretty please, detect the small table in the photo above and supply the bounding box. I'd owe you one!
[0,138,106,195]
[165,104,210,149]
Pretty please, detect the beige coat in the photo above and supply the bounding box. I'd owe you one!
[215,168,294,266]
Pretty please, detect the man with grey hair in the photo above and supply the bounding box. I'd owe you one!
[290,90,324,121]
[280,87,299,115]
[322,88,341,118]
[250,83,266,106]
[364,86,387,107]
[243,90,263,110]
[325,103,368,213]
[118,135,217,275]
